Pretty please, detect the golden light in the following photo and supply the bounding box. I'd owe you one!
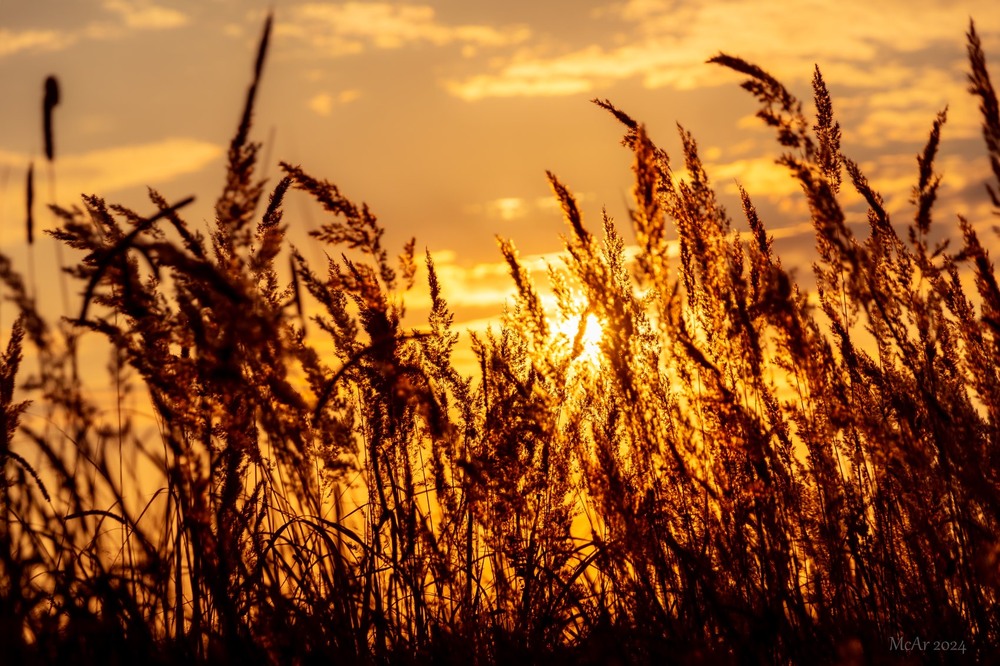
[554,311,604,366]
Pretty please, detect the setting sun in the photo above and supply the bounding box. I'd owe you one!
[553,310,604,366]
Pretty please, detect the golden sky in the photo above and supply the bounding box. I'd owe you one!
[1,0,999,353]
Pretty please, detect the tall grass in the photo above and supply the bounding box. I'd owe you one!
[1,15,999,665]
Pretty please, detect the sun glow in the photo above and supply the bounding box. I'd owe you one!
[554,311,604,366]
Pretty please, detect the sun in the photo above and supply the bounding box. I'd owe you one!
[554,311,604,366]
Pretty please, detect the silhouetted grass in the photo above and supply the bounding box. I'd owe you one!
[1,14,998,666]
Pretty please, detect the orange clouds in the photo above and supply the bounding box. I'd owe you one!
[0,28,73,57]
[444,0,997,100]
[279,3,530,57]
[101,0,188,30]
[0,138,222,202]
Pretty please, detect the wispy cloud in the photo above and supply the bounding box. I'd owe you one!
[446,0,997,100]
[307,89,362,117]
[447,43,711,101]
[837,67,983,146]
[710,156,801,198]
[0,28,76,57]
[847,153,986,214]
[0,1,189,59]
[101,0,189,30]
[0,138,222,200]
[483,197,528,221]
[464,194,594,222]
[280,3,530,57]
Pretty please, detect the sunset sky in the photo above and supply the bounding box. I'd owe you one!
[1,0,999,367]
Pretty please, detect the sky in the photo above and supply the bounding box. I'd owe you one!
[1,0,999,376]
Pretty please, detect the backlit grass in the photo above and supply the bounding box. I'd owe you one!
[2,14,999,665]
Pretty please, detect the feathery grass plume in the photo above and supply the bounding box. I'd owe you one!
[214,12,271,260]
[627,124,671,285]
[812,66,842,192]
[707,54,810,150]
[75,195,195,323]
[911,108,948,239]
[0,316,42,500]
[250,175,292,305]
[967,20,1000,208]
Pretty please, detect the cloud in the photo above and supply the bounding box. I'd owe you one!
[101,0,189,30]
[847,153,986,214]
[445,0,996,100]
[446,42,716,101]
[0,2,189,59]
[466,197,529,221]
[463,193,596,222]
[0,28,76,57]
[0,138,223,200]
[837,68,983,147]
[488,197,527,221]
[612,0,989,56]
[707,156,803,200]
[338,89,361,104]
[447,73,592,101]
[307,93,335,117]
[307,89,362,116]
[280,3,530,57]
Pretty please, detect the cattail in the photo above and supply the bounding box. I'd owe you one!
[43,76,59,163]
[25,162,34,245]
[290,253,305,333]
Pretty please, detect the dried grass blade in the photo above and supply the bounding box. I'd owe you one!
[64,509,127,525]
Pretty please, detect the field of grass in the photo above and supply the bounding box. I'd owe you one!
[2,14,999,665]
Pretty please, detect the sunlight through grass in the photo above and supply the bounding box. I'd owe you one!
[554,310,604,366]
[1,13,999,666]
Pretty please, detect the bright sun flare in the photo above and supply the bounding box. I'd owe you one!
[554,312,604,365]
